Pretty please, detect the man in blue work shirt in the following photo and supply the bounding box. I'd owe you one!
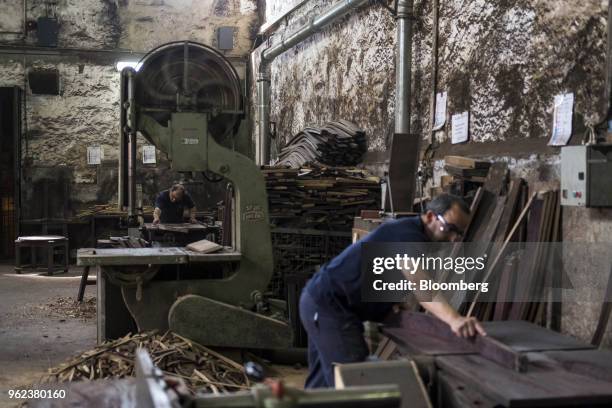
[300,193,486,388]
[153,184,197,224]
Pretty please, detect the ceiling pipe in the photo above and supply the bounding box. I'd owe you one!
[256,0,371,165]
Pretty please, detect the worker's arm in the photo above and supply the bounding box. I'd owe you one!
[184,194,197,223]
[188,206,197,223]
[401,267,486,338]
[153,207,162,225]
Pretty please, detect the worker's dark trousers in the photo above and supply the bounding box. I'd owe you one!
[299,290,369,388]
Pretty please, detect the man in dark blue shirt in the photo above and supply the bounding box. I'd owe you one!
[300,193,486,388]
[153,184,197,224]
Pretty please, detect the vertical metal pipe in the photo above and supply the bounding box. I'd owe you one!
[605,0,612,121]
[118,68,128,211]
[395,0,413,134]
[428,0,439,141]
[256,68,271,165]
[126,69,137,220]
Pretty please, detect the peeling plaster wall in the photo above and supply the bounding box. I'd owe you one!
[255,0,611,345]
[118,0,259,53]
[0,0,258,214]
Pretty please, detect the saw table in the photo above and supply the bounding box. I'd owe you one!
[142,222,220,247]
[379,312,612,407]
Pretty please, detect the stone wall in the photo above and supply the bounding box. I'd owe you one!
[254,0,611,346]
[0,0,258,214]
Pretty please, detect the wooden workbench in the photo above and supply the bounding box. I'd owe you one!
[380,312,612,407]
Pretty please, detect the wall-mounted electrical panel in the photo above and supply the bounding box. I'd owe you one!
[561,145,612,207]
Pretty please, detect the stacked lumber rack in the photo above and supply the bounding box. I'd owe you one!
[275,120,366,168]
[376,312,612,407]
[433,158,563,328]
[263,165,380,231]
[44,331,250,395]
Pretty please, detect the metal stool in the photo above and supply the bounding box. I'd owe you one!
[14,235,69,275]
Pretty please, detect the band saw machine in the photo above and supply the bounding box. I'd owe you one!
[77,41,292,349]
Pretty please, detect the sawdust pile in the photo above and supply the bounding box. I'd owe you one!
[21,296,96,321]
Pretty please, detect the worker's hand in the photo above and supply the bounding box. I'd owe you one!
[152,218,160,225]
[189,217,197,224]
[449,316,486,338]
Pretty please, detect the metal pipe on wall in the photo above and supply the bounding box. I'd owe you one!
[118,68,128,211]
[604,0,612,121]
[428,0,439,141]
[125,68,137,220]
[256,0,370,165]
[256,71,271,165]
[395,0,413,134]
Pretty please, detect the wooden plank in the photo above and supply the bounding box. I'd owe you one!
[466,192,537,316]
[383,313,593,370]
[592,263,612,346]
[480,320,593,353]
[384,326,475,356]
[384,312,526,371]
[185,239,222,254]
[493,179,523,243]
[535,349,612,382]
[444,156,491,169]
[507,196,544,321]
[493,255,519,321]
[436,354,612,407]
[482,162,508,196]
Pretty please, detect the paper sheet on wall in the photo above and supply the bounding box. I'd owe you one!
[433,91,447,130]
[451,111,469,144]
[87,146,102,165]
[142,145,156,164]
[549,93,574,146]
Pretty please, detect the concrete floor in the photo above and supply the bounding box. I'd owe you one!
[0,263,97,407]
[0,262,307,407]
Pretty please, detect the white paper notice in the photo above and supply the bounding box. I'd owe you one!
[549,93,574,146]
[433,91,448,130]
[451,111,469,144]
[142,145,156,164]
[87,146,102,165]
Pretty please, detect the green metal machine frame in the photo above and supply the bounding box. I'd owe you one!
[78,42,292,349]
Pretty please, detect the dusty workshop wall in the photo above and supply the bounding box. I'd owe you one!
[118,0,259,54]
[255,0,611,345]
[0,0,259,214]
[256,0,606,157]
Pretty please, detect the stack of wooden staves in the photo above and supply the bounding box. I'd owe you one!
[44,331,249,395]
[438,156,492,199]
[276,120,366,168]
[263,165,380,230]
[439,158,562,327]
[96,236,149,248]
[444,155,491,181]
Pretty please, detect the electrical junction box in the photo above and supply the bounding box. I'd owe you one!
[561,145,612,207]
[37,17,59,47]
[217,27,234,50]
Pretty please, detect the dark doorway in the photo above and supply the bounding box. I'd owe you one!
[0,87,21,259]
